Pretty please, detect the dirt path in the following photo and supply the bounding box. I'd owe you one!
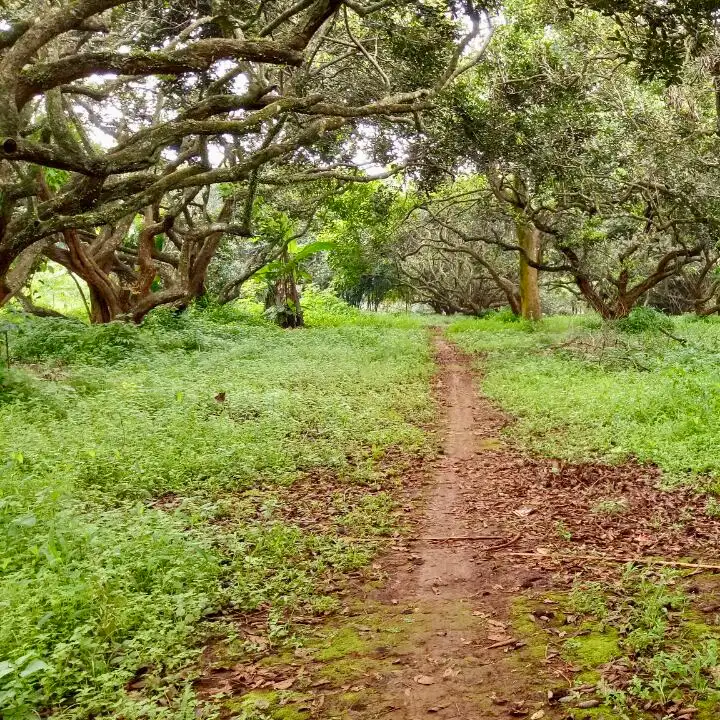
[342,334,552,719]
[410,336,498,600]
[199,334,557,719]
[310,333,720,718]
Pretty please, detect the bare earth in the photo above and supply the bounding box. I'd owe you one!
[357,335,556,719]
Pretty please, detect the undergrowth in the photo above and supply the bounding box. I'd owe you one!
[448,310,720,483]
[0,297,433,719]
[564,567,720,717]
[453,308,720,717]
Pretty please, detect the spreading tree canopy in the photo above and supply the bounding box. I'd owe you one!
[0,0,494,321]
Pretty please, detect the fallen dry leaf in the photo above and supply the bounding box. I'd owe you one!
[414,675,436,685]
[530,711,545,719]
[273,678,294,690]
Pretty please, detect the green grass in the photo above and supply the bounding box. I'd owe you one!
[560,568,720,716]
[451,309,720,716]
[0,299,433,719]
[449,311,720,483]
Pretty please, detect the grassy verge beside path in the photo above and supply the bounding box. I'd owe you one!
[449,311,720,485]
[0,297,434,720]
[450,310,720,718]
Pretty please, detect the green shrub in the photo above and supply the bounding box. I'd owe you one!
[0,507,224,718]
[301,286,363,326]
[480,308,521,323]
[0,368,39,405]
[0,308,433,718]
[705,498,720,518]
[10,318,141,365]
[617,307,673,334]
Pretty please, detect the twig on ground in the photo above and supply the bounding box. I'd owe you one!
[498,552,720,572]
[484,637,523,650]
[482,532,522,552]
[659,327,687,345]
[408,535,506,542]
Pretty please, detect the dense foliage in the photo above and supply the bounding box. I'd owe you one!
[3,0,720,321]
[5,1,720,717]
[0,0,492,324]
[0,298,433,719]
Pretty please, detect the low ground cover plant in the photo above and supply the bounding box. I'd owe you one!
[449,311,720,483]
[0,300,433,719]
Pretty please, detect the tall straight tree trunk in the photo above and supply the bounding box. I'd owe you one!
[516,221,542,320]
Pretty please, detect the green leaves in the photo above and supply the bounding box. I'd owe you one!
[319,183,405,307]
[288,239,336,262]
[574,0,718,83]
[43,168,69,193]
[10,514,35,529]
[450,312,720,479]
[18,660,49,679]
[0,304,432,719]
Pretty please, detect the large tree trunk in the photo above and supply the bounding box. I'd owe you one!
[503,283,521,316]
[575,277,614,318]
[572,279,643,320]
[516,221,542,320]
[609,294,639,319]
[3,240,48,301]
[267,275,304,328]
[89,286,116,323]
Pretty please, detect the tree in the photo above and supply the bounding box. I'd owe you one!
[571,0,720,84]
[320,183,405,308]
[393,179,523,314]
[398,1,720,318]
[0,0,495,321]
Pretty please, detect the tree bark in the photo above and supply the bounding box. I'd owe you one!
[516,221,542,320]
[3,240,48,302]
[266,248,304,328]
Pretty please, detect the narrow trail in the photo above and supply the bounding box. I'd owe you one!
[319,332,720,719]
[410,336,492,599]
[200,333,559,718]
[353,334,554,719]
